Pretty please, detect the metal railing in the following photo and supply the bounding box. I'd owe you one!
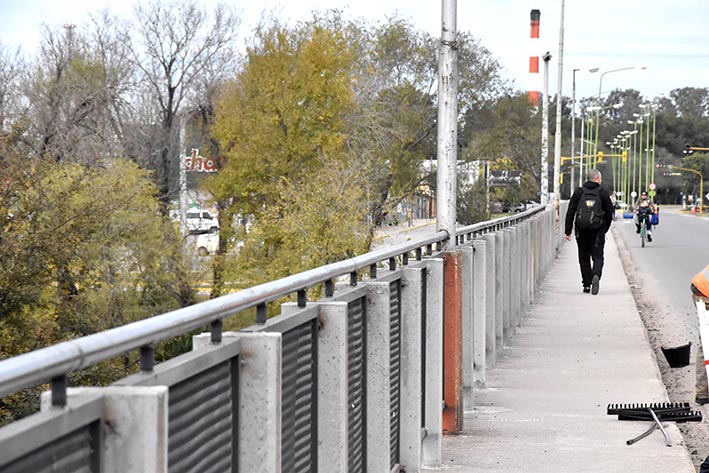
[0,203,550,473]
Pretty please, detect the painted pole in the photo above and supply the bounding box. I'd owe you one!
[528,10,541,106]
[553,0,565,226]
[436,0,458,250]
[570,68,579,195]
[540,52,551,205]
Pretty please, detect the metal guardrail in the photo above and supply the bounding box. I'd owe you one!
[0,205,545,403]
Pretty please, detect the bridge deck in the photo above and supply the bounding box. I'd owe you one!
[425,231,696,472]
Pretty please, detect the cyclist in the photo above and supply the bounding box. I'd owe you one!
[634,191,656,242]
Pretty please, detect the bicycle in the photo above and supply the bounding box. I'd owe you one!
[639,217,648,247]
[637,210,652,247]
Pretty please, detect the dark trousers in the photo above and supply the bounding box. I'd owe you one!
[576,230,605,287]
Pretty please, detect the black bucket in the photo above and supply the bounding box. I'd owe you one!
[661,342,691,368]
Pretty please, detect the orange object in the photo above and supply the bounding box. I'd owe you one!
[442,252,463,434]
[692,264,709,298]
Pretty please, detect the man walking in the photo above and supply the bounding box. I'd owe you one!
[564,169,614,294]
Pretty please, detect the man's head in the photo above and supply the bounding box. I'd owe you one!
[587,169,602,184]
[641,191,648,198]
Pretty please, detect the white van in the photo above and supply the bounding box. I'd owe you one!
[186,210,219,234]
[193,233,219,256]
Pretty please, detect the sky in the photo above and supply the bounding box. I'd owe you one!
[1,0,708,102]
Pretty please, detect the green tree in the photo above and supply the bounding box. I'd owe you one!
[0,157,195,423]
[209,13,367,284]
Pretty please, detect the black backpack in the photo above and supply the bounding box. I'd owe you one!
[574,187,604,230]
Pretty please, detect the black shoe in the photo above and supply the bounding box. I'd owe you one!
[696,397,709,405]
[591,274,600,295]
[647,233,652,242]
[583,287,591,293]
[636,225,640,233]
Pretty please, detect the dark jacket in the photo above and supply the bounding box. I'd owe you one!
[564,181,614,235]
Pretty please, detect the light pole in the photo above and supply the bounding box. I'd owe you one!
[651,102,658,184]
[570,68,579,196]
[570,67,598,194]
[553,0,565,224]
[588,103,623,166]
[541,52,552,205]
[593,66,644,155]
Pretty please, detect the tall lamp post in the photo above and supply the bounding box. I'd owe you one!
[593,66,643,155]
[570,67,598,195]
[588,102,623,166]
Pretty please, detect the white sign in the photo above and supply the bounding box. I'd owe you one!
[649,182,656,190]
[631,191,637,198]
[184,148,218,172]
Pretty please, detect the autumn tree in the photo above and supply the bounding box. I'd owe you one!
[209,13,370,286]
[0,156,195,423]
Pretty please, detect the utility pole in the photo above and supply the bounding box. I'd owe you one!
[436,0,458,250]
[553,0,565,225]
[570,71,577,195]
[541,52,552,205]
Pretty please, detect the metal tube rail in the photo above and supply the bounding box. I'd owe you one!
[0,204,545,399]
[0,230,444,398]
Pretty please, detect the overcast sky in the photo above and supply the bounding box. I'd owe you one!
[1,0,708,102]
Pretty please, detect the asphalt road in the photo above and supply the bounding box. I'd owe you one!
[613,205,709,329]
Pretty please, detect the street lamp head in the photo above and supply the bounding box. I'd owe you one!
[612,103,623,109]
[589,67,600,73]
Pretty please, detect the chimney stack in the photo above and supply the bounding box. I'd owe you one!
[528,9,541,105]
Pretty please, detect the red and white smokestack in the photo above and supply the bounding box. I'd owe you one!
[528,9,541,105]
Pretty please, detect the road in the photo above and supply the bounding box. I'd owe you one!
[614,206,709,323]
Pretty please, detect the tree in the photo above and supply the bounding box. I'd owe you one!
[0,157,196,423]
[209,13,367,283]
[670,87,709,119]
[463,93,541,202]
[129,0,239,206]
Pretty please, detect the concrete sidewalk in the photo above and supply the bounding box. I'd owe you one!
[425,232,696,472]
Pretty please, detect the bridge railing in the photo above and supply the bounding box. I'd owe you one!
[0,203,562,473]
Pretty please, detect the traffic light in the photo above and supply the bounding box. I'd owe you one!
[622,151,627,162]
[597,151,604,162]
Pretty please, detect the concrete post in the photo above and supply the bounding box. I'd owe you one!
[493,232,504,355]
[422,258,444,468]
[510,226,521,330]
[472,239,487,387]
[312,302,349,472]
[459,245,474,408]
[194,332,282,473]
[42,386,169,473]
[400,267,425,472]
[520,220,530,316]
[502,229,512,342]
[364,281,392,472]
[482,233,497,367]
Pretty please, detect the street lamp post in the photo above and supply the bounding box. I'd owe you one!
[570,68,579,196]
[593,67,642,156]
[570,67,598,194]
[541,52,552,205]
[588,103,623,167]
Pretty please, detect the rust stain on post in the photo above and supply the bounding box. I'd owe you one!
[442,251,463,434]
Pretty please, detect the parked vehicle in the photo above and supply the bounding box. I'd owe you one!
[193,232,219,256]
[186,210,219,234]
